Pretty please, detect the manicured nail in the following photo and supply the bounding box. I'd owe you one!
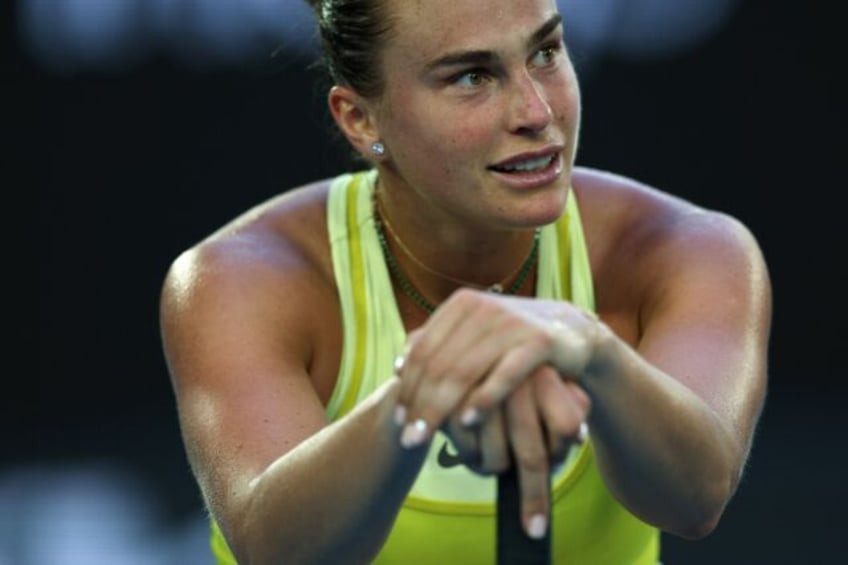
[394,405,407,426]
[460,408,480,427]
[527,514,547,539]
[393,354,405,375]
[400,418,428,448]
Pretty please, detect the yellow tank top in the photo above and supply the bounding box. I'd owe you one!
[210,170,660,564]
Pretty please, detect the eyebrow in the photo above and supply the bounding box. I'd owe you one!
[530,13,564,48]
[423,13,564,72]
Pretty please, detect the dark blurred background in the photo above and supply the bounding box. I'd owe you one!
[8,0,845,562]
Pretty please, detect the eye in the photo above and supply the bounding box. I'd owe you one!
[453,69,490,88]
[531,42,563,68]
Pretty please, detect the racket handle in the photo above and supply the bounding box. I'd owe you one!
[496,465,551,564]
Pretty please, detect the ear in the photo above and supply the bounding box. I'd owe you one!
[328,85,382,159]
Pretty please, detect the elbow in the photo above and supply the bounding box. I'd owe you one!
[236,492,380,565]
[220,482,279,565]
[675,513,721,541]
[669,465,739,540]
[667,499,725,541]
[673,421,750,540]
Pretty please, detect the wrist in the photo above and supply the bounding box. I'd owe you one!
[580,319,619,382]
[549,310,617,384]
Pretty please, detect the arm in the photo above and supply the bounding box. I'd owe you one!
[395,208,770,540]
[160,238,426,564]
[578,211,771,538]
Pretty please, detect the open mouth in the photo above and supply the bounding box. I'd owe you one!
[490,154,556,173]
[486,150,563,189]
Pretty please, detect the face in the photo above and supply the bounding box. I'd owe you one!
[371,0,581,233]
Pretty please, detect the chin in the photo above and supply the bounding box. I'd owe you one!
[506,196,568,230]
[531,181,571,225]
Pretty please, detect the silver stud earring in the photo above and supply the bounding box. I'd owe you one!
[370,141,385,157]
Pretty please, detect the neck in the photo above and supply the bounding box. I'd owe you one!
[373,186,540,310]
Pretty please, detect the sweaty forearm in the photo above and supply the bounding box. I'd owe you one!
[236,379,428,564]
[579,336,742,539]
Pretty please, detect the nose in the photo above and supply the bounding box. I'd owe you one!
[508,72,553,134]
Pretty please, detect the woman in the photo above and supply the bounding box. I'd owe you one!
[159,0,772,562]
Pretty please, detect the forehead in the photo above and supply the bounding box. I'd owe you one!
[384,0,560,62]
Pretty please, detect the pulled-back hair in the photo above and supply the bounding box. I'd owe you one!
[304,0,394,98]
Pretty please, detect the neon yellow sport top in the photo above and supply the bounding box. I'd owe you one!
[210,170,660,564]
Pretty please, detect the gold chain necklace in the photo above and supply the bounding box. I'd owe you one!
[373,192,540,313]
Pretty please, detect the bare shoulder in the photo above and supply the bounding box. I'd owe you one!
[159,178,341,398]
[570,166,771,341]
[161,178,334,315]
[572,166,767,272]
[158,178,349,523]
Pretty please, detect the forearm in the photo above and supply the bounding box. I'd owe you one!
[235,379,428,564]
[580,333,742,539]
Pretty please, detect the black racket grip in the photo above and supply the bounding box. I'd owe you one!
[496,465,551,564]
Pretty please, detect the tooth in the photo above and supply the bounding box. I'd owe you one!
[504,156,550,172]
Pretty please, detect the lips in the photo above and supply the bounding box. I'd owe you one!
[489,145,563,172]
[490,154,556,173]
[488,148,564,189]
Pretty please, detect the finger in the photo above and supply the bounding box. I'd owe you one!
[460,331,552,417]
[476,408,510,475]
[460,312,598,427]
[442,413,482,469]
[532,366,577,461]
[505,382,550,539]
[394,328,423,415]
[395,327,448,448]
[531,368,592,461]
[396,292,489,404]
[397,293,504,447]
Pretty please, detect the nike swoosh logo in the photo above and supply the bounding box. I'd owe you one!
[437,440,463,469]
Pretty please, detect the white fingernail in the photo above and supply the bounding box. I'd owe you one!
[527,514,547,539]
[394,405,407,426]
[400,418,428,448]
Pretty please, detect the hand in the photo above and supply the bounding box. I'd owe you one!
[442,368,590,474]
[442,366,590,537]
[392,288,594,537]
[395,288,597,448]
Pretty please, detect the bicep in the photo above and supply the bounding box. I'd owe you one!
[160,250,331,526]
[636,214,771,445]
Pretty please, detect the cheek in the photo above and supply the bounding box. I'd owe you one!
[551,86,580,134]
[552,70,576,99]
[563,74,582,119]
[446,127,475,151]
[545,63,580,115]
[445,110,502,153]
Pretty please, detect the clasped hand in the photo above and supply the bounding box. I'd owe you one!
[393,288,597,536]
